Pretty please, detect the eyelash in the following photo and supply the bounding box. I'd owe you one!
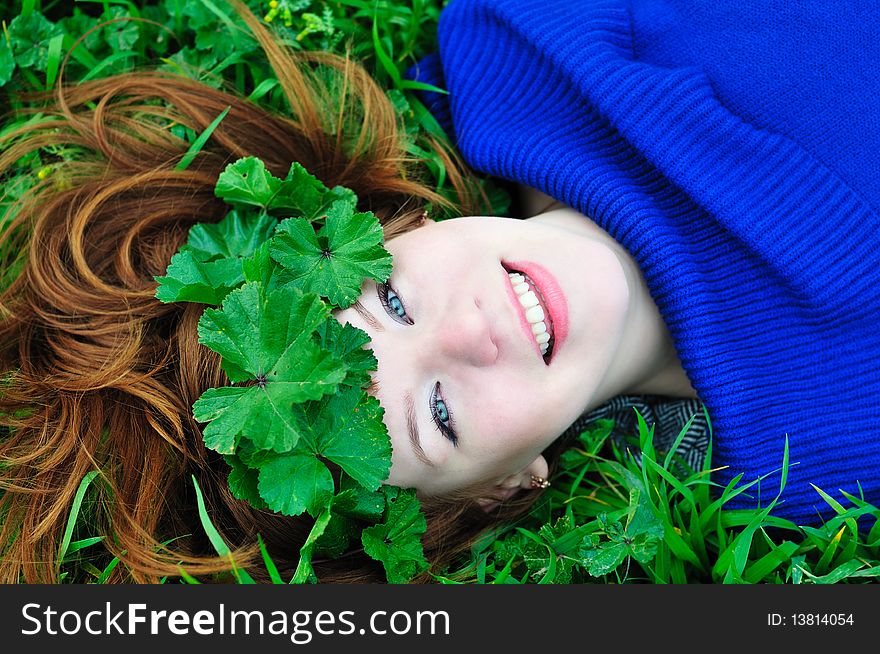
[377,281,413,325]
[430,381,458,448]
[377,281,459,447]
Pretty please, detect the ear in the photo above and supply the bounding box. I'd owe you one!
[475,455,549,513]
[417,209,430,227]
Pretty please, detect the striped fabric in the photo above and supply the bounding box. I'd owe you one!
[559,395,709,475]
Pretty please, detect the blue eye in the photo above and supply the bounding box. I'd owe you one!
[378,281,413,325]
[388,291,405,318]
[430,381,458,447]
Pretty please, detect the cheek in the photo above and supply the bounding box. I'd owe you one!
[473,392,551,464]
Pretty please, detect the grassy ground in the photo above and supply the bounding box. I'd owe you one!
[2,0,878,584]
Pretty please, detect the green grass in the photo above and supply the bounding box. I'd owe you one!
[2,0,878,584]
[439,418,880,584]
[55,414,880,584]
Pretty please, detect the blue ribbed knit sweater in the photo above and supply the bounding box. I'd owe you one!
[410,0,880,525]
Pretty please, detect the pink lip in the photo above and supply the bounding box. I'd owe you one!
[501,260,569,364]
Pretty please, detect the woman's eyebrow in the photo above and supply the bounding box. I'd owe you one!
[404,390,435,468]
[352,300,384,332]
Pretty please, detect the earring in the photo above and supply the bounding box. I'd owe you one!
[529,474,550,489]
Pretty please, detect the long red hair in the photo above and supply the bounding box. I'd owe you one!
[0,0,544,583]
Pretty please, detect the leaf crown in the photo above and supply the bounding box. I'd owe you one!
[155,156,427,583]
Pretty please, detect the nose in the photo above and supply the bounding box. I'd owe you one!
[432,297,498,366]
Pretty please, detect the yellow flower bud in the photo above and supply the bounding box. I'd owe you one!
[269,0,278,7]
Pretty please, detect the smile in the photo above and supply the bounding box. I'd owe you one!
[501,261,568,364]
[507,270,554,358]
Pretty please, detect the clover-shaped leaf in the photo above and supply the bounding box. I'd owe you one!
[270,202,392,308]
[192,282,344,454]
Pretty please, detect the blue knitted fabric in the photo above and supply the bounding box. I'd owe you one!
[411,0,880,525]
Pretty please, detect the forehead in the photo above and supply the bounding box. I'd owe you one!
[385,215,506,252]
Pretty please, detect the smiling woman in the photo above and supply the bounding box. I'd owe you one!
[2,0,879,585]
[334,209,696,504]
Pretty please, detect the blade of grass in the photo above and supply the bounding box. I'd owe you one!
[63,536,105,559]
[662,413,696,470]
[371,5,401,87]
[258,533,284,584]
[58,470,100,564]
[175,105,230,171]
[814,524,846,575]
[62,33,100,70]
[44,33,64,91]
[247,78,278,102]
[490,554,517,584]
[191,474,255,584]
[96,555,122,584]
[79,50,138,82]
[177,566,202,584]
[798,559,864,584]
[744,539,799,583]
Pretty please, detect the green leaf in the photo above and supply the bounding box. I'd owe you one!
[0,39,15,87]
[59,10,102,54]
[186,209,279,262]
[198,281,329,382]
[313,480,385,558]
[7,12,64,70]
[193,282,345,453]
[362,487,428,583]
[293,391,391,491]
[291,506,333,584]
[313,317,376,389]
[270,204,393,308]
[224,454,267,509]
[579,538,628,577]
[269,161,347,218]
[102,6,140,53]
[215,157,284,210]
[155,209,279,304]
[624,487,664,539]
[154,252,244,305]
[257,451,334,517]
[334,475,386,521]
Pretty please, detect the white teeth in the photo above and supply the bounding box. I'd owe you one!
[508,270,552,357]
[525,305,544,323]
[517,290,539,309]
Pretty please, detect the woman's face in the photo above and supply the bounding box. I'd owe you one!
[333,210,633,501]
